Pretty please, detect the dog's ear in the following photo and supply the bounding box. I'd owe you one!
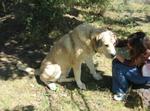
[90,28,105,40]
[90,29,104,50]
[95,38,103,48]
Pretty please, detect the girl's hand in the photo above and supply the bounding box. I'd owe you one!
[134,56,145,66]
[115,55,125,63]
[143,49,150,60]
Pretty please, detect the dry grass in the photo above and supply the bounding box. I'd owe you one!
[0,1,150,111]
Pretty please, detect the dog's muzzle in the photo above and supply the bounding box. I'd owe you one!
[111,54,116,58]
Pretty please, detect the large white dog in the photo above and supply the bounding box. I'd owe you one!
[39,24,116,89]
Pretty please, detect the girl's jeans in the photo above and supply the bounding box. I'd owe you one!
[112,59,150,94]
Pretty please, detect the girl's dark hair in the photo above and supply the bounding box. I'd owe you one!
[115,31,148,58]
[143,37,150,49]
[115,39,128,47]
[127,31,146,58]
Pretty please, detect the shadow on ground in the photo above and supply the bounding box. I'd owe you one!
[0,7,83,81]
[35,63,112,92]
[58,65,112,91]
[3,105,35,111]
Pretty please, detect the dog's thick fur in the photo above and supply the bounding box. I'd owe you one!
[39,24,116,89]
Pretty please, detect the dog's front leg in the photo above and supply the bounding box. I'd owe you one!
[58,68,75,82]
[85,58,102,80]
[73,63,86,89]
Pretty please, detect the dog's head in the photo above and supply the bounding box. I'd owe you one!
[91,29,116,58]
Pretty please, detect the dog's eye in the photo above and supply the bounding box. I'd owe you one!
[105,44,109,47]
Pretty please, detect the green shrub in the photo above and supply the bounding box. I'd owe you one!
[1,0,111,44]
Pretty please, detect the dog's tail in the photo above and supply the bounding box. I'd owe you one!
[16,61,39,76]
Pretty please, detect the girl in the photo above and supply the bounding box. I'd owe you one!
[112,32,150,101]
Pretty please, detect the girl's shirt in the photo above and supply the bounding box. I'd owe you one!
[142,58,150,77]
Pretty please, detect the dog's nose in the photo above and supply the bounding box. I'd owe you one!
[111,54,115,58]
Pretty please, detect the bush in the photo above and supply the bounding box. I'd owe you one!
[1,0,111,44]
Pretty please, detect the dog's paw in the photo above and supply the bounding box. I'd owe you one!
[48,83,57,91]
[93,73,103,80]
[77,82,86,90]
